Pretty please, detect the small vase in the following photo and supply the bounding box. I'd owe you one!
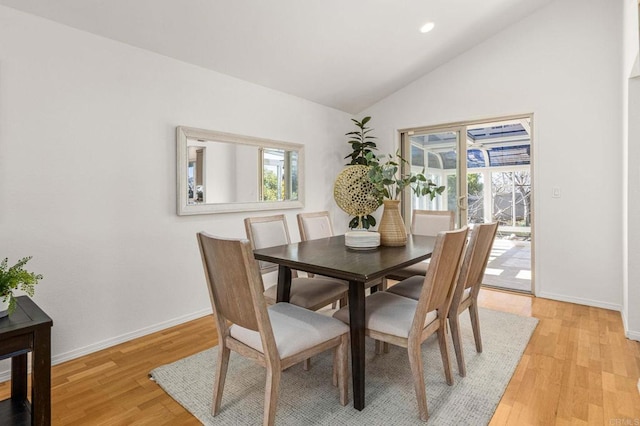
[378,200,408,246]
[0,297,9,319]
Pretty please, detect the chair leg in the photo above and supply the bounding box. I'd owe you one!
[339,296,348,308]
[337,334,349,406]
[332,348,338,387]
[449,314,466,377]
[212,345,231,416]
[469,303,483,353]
[407,341,429,422]
[263,367,281,426]
[437,323,454,386]
[303,358,311,371]
[374,340,391,354]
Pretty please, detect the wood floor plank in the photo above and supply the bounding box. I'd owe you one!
[0,289,638,424]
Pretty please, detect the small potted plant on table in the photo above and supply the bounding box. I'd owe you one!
[0,256,43,318]
[367,152,445,246]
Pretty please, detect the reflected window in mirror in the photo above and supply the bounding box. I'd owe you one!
[260,148,299,202]
[176,126,305,215]
[188,146,205,204]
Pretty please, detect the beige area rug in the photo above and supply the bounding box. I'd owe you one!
[150,308,537,425]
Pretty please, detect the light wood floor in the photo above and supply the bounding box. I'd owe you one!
[1,289,639,425]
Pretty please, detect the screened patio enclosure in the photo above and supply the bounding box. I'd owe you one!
[403,117,532,293]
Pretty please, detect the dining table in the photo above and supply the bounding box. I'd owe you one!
[252,233,436,411]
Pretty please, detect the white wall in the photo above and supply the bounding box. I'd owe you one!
[364,0,625,314]
[0,5,351,374]
[623,0,640,340]
[626,78,640,341]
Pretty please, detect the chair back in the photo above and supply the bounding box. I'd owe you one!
[411,227,468,334]
[452,222,498,303]
[244,214,293,275]
[411,210,455,236]
[297,211,334,241]
[197,232,266,332]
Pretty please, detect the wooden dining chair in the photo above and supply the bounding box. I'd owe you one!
[385,210,455,282]
[387,222,498,377]
[297,211,386,292]
[333,227,468,422]
[244,214,348,311]
[197,232,350,426]
[447,222,498,376]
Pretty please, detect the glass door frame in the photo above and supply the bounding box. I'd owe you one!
[400,124,468,228]
[398,113,535,295]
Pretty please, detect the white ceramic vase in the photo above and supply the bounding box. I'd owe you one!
[0,297,10,319]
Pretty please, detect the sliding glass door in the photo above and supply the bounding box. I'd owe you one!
[401,117,533,293]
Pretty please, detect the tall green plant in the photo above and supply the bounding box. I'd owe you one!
[344,117,380,229]
[345,116,378,165]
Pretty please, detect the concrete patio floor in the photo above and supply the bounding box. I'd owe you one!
[482,238,532,293]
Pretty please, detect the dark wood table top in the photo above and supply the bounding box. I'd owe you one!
[253,234,437,284]
[0,296,53,340]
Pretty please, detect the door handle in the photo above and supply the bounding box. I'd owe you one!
[457,196,467,210]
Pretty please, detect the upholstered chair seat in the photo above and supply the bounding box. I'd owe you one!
[333,292,437,339]
[262,279,349,313]
[231,303,349,358]
[388,275,471,302]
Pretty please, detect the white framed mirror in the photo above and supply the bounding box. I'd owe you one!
[176,126,305,215]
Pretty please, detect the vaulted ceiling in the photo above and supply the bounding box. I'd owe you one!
[0,0,554,113]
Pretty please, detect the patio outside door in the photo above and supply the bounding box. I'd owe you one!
[400,116,533,294]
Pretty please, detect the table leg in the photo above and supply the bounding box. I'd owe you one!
[348,280,365,410]
[32,326,51,426]
[276,265,292,303]
[11,353,27,402]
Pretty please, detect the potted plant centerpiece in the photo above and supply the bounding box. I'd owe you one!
[0,256,43,318]
[366,151,445,246]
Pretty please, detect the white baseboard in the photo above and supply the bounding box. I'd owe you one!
[536,291,622,312]
[0,307,213,383]
[620,308,640,342]
[627,329,640,342]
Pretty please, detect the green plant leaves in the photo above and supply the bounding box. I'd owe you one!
[367,152,446,202]
[345,117,378,166]
[0,256,43,314]
[349,214,377,230]
[344,117,382,228]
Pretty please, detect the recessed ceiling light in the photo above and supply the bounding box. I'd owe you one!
[420,22,435,33]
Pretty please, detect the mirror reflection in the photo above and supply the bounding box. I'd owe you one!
[177,126,304,215]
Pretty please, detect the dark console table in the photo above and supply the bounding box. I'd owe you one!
[0,296,53,425]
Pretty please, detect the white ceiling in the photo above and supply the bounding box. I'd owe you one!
[0,0,553,113]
